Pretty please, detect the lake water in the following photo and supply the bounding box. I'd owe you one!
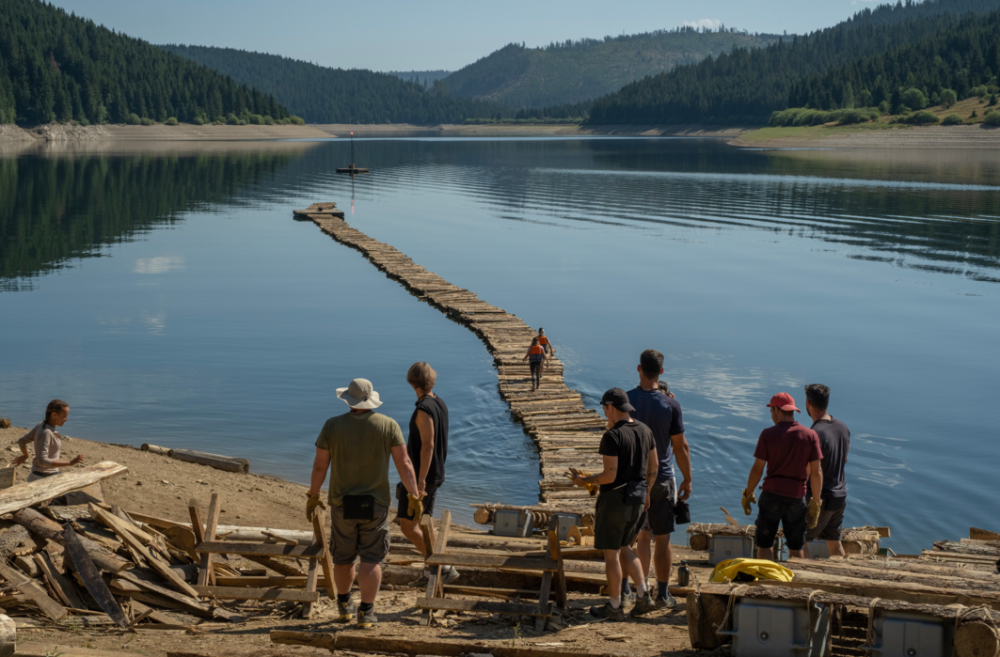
[1,137,998,552]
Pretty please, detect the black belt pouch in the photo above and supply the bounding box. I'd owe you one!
[343,494,375,520]
[623,480,648,505]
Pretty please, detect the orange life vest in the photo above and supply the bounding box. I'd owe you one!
[529,345,544,355]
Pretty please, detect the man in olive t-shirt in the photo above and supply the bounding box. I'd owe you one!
[307,379,420,630]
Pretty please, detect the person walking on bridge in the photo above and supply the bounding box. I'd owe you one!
[522,337,547,390]
[627,350,692,609]
[803,384,850,558]
[572,388,657,620]
[306,378,422,630]
[397,362,458,586]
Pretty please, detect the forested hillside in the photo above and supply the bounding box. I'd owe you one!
[387,70,452,87]
[161,45,508,124]
[586,0,1000,125]
[442,29,783,110]
[0,0,287,125]
[787,9,1000,110]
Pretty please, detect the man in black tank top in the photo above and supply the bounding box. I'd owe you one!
[396,362,456,586]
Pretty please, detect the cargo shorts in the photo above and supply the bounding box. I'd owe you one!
[639,476,677,536]
[329,501,390,565]
[594,488,643,550]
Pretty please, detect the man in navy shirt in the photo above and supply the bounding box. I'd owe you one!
[803,384,851,558]
[627,350,692,609]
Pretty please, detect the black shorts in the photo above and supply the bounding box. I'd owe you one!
[594,488,643,550]
[755,491,808,551]
[639,477,677,536]
[807,496,847,542]
[395,483,440,522]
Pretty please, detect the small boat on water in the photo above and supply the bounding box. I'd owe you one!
[336,132,369,175]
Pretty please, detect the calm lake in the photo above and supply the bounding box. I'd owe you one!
[1,136,998,552]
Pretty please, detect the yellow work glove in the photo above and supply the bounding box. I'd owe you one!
[807,498,822,529]
[407,494,424,520]
[566,467,599,497]
[741,489,757,516]
[306,494,326,522]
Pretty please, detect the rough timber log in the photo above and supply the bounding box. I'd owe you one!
[12,507,132,573]
[0,461,127,515]
[170,449,249,474]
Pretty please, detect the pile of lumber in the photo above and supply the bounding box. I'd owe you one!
[917,526,1000,571]
[0,462,306,631]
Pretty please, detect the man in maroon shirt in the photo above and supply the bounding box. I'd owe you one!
[742,392,823,560]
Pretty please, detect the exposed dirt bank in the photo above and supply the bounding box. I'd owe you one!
[0,123,332,143]
[732,123,1000,149]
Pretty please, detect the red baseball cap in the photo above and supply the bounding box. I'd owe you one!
[767,392,800,412]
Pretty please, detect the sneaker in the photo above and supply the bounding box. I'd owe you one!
[654,591,678,610]
[337,597,356,623]
[621,588,636,605]
[442,566,460,585]
[630,594,656,617]
[357,607,377,629]
[589,602,626,622]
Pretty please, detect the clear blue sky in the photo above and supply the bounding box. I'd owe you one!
[50,0,882,72]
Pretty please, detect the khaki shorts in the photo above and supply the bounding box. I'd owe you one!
[329,501,390,565]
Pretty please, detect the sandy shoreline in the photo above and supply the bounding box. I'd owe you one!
[3,121,999,149]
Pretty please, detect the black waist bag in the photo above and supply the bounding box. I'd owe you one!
[623,479,648,505]
[673,499,691,525]
[343,494,375,520]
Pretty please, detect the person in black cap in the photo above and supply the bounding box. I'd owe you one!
[572,388,657,620]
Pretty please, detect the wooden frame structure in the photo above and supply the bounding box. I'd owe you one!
[415,510,567,632]
[191,493,336,618]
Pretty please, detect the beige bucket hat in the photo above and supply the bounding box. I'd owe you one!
[336,378,383,409]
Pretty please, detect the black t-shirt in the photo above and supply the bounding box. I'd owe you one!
[597,419,655,494]
[408,395,449,487]
[812,416,850,501]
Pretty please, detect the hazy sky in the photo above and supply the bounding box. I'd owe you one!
[50,0,882,72]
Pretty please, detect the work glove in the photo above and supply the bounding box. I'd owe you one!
[566,467,599,497]
[306,494,326,522]
[407,494,424,520]
[741,489,757,516]
[807,498,822,530]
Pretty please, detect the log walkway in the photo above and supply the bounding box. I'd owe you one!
[295,203,602,516]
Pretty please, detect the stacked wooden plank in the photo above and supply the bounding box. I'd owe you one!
[297,203,606,515]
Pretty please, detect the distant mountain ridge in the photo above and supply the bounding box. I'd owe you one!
[585,0,1000,125]
[160,45,506,124]
[0,0,288,126]
[441,29,785,110]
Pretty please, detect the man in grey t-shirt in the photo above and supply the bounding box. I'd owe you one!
[803,383,851,557]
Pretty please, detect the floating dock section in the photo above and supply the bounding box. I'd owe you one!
[293,203,604,516]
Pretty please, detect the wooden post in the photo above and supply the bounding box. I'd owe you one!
[419,515,438,627]
[312,514,336,599]
[197,493,221,588]
[547,527,567,609]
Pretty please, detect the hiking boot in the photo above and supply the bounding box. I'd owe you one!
[442,566,460,585]
[620,588,636,605]
[336,597,356,623]
[407,572,430,588]
[630,594,656,617]
[654,591,678,610]
[357,607,378,629]
[589,602,626,622]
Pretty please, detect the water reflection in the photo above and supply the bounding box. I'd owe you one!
[0,144,313,290]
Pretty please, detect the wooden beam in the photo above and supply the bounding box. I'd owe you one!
[425,553,560,572]
[196,541,325,558]
[90,505,200,599]
[244,554,305,577]
[193,585,319,602]
[416,597,551,617]
[11,507,131,573]
[0,559,67,622]
[271,630,627,657]
[34,552,86,610]
[312,514,336,599]
[197,493,221,587]
[971,527,1000,541]
[0,461,126,515]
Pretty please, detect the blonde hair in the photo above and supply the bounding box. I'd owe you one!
[407,362,437,390]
